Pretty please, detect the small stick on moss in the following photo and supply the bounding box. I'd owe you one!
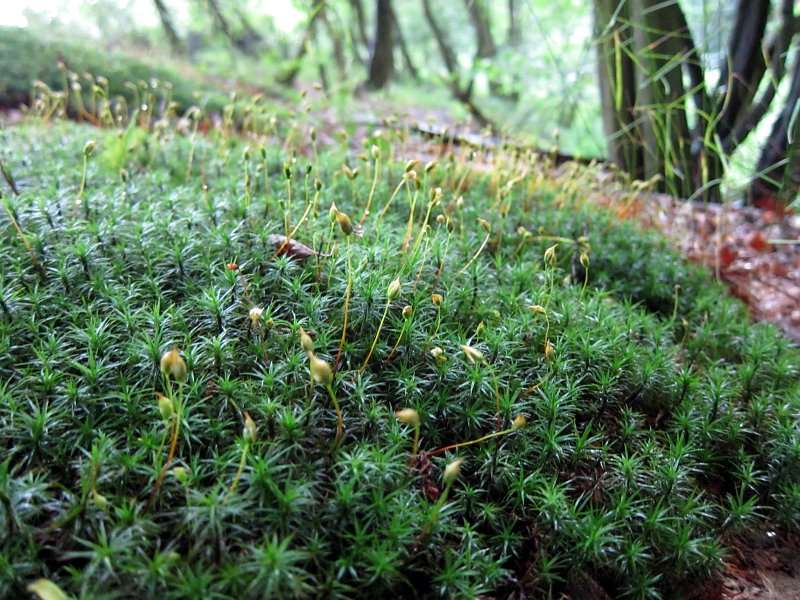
[2,197,45,280]
[0,158,19,196]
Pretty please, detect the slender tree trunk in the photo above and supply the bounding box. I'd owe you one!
[714,0,771,143]
[751,51,800,204]
[508,0,521,47]
[722,0,798,155]
[280,0,325,86]
[463,0,496,59]
[350,0,371,56]
[421,0,459,76]
[319,8,347,80]
[153,0,185,55]
[390,3,419,80]
[594,0,798,204]
[232,6,266,55]
[367,0,395,89]
[593,0,642,178]
[204,0,242,52]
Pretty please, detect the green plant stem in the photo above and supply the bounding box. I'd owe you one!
[422,305,442,352]
[487,364,502,432]
[376,178,407,224]
[284,176,292,236]
[386,318,410,363]
[226,441,250,498]
[580,264,589,303]
[411,198,436,255]
[429,425,519,457]
[359,300,391,374]
[671,284,681,322]
[77,154,89,212]
[420,479,454,538]
[2,198,44,278]
[361,155,380,223]
[243,156,251,209]
[335,237,352,371]
[148,378,183,505]
[401,187,419,251]
[458,232,491,276]
[325,382,343,447]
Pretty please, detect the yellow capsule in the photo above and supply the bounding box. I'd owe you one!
[299,327,314,354]
[249,306,264,325]
[160,347,187,382]
[512,415,527,430]
[395,408,420,428]
[310,353,333,385]
[336,210,354,236]
[528,305,547,316]
[156,392,173,421]
[443,458,464,485]
[544,340,555,361]
[404,159,419,173]
[91,488,108,510]
[387,278,401,301]
[243,412,257,443]
[460,344,484,364]
[544,244,558,266]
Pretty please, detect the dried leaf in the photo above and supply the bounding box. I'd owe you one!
[268,234,327,260]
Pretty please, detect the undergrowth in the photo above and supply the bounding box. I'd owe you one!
[1,90,799,600]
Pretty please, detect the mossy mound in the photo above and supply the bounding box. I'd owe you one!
[0,27,228,113]
[1,120,798,599]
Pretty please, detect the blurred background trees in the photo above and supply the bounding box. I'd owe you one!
[3,0,798,206]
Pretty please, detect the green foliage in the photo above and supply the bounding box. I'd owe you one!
[0,26,227,113]
[0,113,798,600]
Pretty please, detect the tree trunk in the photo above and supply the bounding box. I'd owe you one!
[714,0,771,143]
[508,0,521,47]
[280,0,325,86]
[202,0,260,56]
[153,0,185,55]
[751,51,800,205]
[630,0,696,197]
[350,0,371,58]
[593,0,642,178]
[367,0,395,89]
[722,0,798,155]
[319,8,347,80]
[594,0,798,205]
[463,0,496,59]
[390,3,419,80]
